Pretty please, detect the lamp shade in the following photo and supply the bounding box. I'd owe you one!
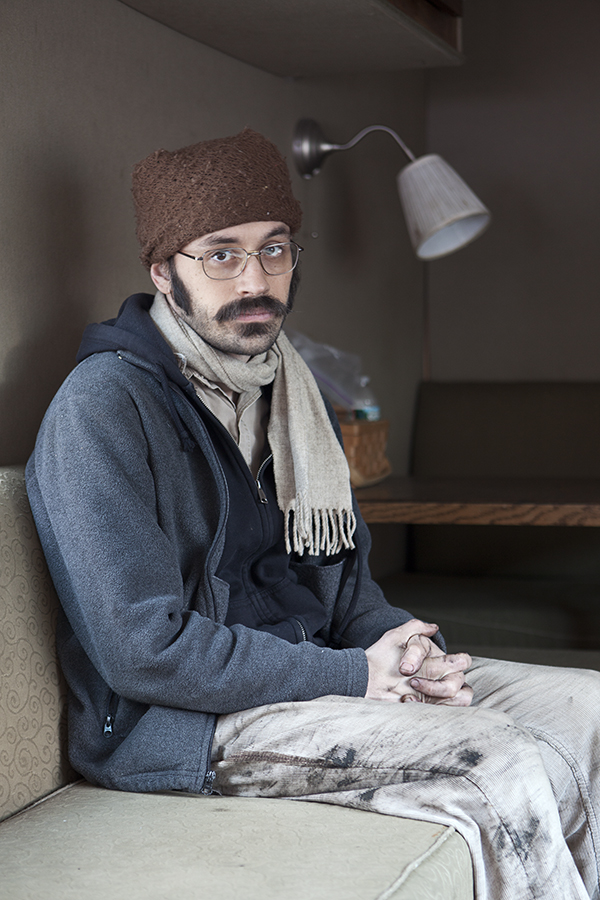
[397,154,490,260]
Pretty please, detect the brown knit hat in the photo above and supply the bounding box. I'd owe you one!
[131,128,302,268]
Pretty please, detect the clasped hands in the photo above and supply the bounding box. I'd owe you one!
[365,620,473,707]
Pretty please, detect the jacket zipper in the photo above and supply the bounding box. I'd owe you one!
[103,691,119,737]
[255,453,273,504]
[293,618,308,642]
[255,453,304,642]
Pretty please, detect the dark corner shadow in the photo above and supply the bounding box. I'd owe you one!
[0,324,83,466]
[1,155,93,466]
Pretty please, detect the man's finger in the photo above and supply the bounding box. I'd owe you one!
[415,652,473,682]
[391,620,439,644]
[437,685,474,707]
[445,652,473,673]
[409,671,467,699]
[398,634,436,675]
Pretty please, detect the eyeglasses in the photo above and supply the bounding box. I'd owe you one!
[177,241,303,281]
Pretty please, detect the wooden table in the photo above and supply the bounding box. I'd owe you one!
[354,477,600,526]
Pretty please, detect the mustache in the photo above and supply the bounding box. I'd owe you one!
[214,294,290,323]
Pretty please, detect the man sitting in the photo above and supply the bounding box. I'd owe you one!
[26,128,599,900]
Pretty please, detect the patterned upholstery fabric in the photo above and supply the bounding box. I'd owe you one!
[0,466,74,821]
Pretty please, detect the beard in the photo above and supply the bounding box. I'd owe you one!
[168,259,298,356]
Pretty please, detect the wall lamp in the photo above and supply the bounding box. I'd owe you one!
[292,118,490,260]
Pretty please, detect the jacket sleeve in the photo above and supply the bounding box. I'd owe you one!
[26,360,369,716]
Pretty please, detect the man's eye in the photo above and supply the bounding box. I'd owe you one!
[210,250,236,263]
[262,244,284,258]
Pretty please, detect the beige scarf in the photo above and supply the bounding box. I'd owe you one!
[151,293,356,556]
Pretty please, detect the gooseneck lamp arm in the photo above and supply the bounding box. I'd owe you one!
[292,120,415,177]
[292,118,490,260]
[293,118,416,177]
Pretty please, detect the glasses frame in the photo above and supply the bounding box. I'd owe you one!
[176,241,303,281]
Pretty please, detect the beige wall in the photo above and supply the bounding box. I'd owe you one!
[1,0,426,474]
[426,0,600,382]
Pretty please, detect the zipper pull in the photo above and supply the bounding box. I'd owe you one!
[103,714,114,737]
[255,453,273,504]
[201,770,216,795]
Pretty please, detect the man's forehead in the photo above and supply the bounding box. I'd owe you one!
[186,221,290,251]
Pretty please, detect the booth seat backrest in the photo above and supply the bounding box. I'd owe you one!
[410,383,600,577]
[0,466,74,822]
[412,382,600,478]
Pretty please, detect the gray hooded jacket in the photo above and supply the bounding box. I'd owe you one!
[26,294,418,794]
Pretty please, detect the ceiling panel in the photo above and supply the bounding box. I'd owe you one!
[118,0,462,77]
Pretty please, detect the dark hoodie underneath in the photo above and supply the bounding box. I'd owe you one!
[202,407,331,645]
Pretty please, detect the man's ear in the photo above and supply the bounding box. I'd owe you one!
[150,261,171,294]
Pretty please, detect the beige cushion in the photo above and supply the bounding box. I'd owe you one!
[0,466,74,821]
[0,783,473,900]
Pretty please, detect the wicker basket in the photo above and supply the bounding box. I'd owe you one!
[338,418,392,488]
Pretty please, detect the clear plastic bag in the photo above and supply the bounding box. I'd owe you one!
[286,329,380,420]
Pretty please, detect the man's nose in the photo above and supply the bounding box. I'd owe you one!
[235,254,270,294]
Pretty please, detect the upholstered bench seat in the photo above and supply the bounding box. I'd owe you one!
[0,465,474,898]
[1,784,472,900]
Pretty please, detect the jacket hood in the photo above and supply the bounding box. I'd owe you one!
[77,292,197,451]
[76,293,189,392]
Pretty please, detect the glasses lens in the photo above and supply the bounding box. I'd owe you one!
[203,248,247,280]
[260,243,297,276]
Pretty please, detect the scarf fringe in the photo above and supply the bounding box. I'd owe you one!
[285,494,356,557]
